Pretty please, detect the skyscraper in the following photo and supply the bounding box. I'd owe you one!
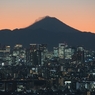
[58,43,67,59]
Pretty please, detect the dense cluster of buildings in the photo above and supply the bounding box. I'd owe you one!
[0,43,95,95]
[0,43,94,66]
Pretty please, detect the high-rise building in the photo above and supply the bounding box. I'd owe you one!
[0,45,11,66]
[6,46,10,52]
[26,44,48,66]
[77,46,84,63]
[26,44,38,65]
[12,44,26,65]
[29,44,38,52]
[58,43,67,59]
[14,44,22,49]
[53,47,58,57]
[38,44,48,65]
[65,47,73,59]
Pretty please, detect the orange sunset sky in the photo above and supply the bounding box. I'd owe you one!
[0,0,95,33]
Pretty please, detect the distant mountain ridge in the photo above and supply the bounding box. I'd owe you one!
[0,16,95,50]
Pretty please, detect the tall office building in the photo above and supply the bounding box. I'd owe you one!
[0,45,11,66]
[77,47,84,63]
[29,44,38,52]
[12,44,26,65]
[26,43,48,66]
[58,43,67,59]
[6,46,10,52]
[14,44,22,49]
[65,47,74,59]
[26,44,38,65]
[53,47,59,57]
[38,44,48,65]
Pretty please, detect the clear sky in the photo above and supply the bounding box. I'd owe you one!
[0,0,95,32]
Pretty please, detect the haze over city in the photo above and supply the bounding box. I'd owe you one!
[0,0,95,33]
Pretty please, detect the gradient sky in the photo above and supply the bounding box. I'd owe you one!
[0,0,95,32]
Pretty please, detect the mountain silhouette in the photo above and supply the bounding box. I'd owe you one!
[0,16,95,50]
[26,16,80,33]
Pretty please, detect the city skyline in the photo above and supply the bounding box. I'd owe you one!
[0,0,95,33]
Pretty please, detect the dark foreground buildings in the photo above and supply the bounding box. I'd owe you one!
[0,43,95,95]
